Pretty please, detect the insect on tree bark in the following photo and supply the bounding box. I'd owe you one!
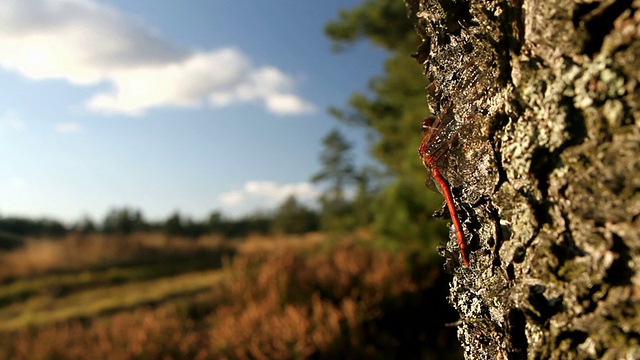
[408,0,640,358]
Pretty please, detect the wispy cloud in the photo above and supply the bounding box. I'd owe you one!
[218,181,320,208]
[0,0,315,116]
[54,121,82,134]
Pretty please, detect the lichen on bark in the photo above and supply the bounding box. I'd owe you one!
[407,0,640,358]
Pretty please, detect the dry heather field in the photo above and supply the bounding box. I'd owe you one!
[0,232,462,359]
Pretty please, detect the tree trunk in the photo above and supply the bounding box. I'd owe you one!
[406,0,640,358]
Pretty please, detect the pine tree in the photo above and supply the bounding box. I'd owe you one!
[325,0,449,252]
[272,195,319,234]
[311,129,358,231]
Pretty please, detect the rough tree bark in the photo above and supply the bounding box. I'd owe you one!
[406,0,640,358]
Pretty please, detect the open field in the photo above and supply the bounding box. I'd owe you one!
[0,232,462,359]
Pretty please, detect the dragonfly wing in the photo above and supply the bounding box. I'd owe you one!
[440,114,498,203]
[424,175,444,195]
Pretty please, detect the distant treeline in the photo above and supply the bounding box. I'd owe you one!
[95,195,321,238]
[0,195,336,243]
[0,218,67,240]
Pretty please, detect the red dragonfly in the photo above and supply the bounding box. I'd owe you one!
[418,59,489,267]
[418,107,470,267]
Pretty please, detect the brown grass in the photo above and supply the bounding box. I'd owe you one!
[0,233,461,359]
[234,231,326,256]
[0,232,327,281]
[0,233,213,279]
[206,242,423,359]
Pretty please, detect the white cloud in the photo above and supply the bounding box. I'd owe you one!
[0,0,315,116]
[265,93,316,115]
[218,191,246,207]
[218,181,320,208]
[54,121,82,133]
[209,66,315,115]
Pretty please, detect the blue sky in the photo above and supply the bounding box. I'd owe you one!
[0,0,389,223]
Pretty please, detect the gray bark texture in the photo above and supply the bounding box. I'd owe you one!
[406,0,640,358]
